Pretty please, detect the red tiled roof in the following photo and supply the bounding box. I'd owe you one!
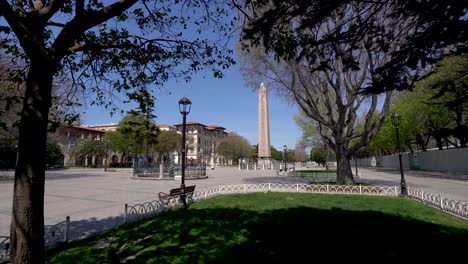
[173,121,207,127]
[206,125,226,130]
[71,125,106,133]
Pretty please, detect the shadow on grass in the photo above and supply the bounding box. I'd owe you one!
[47,206,468,263]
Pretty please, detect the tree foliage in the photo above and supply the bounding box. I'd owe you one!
[310,145,336,167]
[217,133,252,164]
[240,0,467,94]
[153,130,181,161]
[70,137,106,166]
[0,0,236,262]
[115,110,160,156]
[364,53,468,155]
[239,3,397,184]
[45,142,64,168]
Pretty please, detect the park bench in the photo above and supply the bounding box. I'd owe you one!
[158,185,196,208]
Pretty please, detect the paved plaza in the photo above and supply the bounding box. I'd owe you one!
[0,166,467,240]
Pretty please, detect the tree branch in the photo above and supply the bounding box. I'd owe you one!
[0,0,37,58]
[38,0,64,22]
[76,0,84,16]
[53,0,139,58]
[68,42,137,53]
[46,21,65,27]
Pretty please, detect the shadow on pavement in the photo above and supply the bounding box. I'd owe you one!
[68,215,124,241]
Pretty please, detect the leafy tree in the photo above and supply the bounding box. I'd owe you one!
[45,142,64,168]
[240,0,467,94]
[117,110,160,159]
[153,130,181,161]
[103,130,132,161]
[421,54,468,110]
[367,54,467,153]
[310,145,335,167]
[240,4,397,184]
[270,146,283,161]
[417,54,468,148]
[70,137,106,167]
[0,1,235,261]
[152,130,181,178]
[217,133,252,164]
[310,147,327,167]
[0,129,16,170]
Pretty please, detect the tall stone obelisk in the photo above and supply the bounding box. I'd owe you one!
[258,82,271,167]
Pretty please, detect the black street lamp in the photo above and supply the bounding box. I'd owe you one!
[179,96,192,207]
[354,156,359,177]
[391,112,408,196]
[283,145,287,173]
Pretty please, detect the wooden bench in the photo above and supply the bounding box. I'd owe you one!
[158,185,196,208]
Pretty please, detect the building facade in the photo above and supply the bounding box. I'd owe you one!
[57,125,106,167]
[59,121,227,167]
[174,122,227,165]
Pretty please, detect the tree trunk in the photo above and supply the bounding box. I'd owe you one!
[10,62,54,264]
[335,146,355,185]
[435,137,443,150]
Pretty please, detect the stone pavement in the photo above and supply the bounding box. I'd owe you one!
[356,167,468,203]
[0,166,467,240]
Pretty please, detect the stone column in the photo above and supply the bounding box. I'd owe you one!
[258,82,272,168]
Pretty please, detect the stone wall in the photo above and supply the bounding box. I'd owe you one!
[357,148,468,173]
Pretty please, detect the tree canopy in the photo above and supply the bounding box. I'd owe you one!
[217,133,252,164]
[239,3,396,184]
[0,1,236,262]
[365,53,468,153]
[70,137,106,167]
[153,130,181,161]
[240,0,467,94]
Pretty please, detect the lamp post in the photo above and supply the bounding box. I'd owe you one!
[391,112,408,196]
[283,145,287,173]
[179,97,192,207]
[354,156,359,177]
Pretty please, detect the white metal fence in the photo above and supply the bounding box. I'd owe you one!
[2,184,466,262]
[407,188,468,219]
[124,184,468,224]
[123,183,399,224]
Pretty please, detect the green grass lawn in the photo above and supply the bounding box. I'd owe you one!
[47,193,468,263]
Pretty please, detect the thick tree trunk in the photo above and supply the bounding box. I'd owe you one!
[335,147,355,185]
[10,62,53,264]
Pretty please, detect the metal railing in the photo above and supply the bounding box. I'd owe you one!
[124,184,468,222]
[123,183,399,223]
[0,216,70,262]
[134,162,207,178]
[239,163,283,170]
[3,185,466,262]
[408,188,468,219]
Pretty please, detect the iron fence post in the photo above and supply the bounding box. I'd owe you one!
[124,203,128,223]
[65,216,70,242]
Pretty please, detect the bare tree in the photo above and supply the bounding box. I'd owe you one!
[294,141,308,163]
[239,3,404,184]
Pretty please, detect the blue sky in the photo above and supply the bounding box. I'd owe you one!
[0,2,302,150]
[81,64,302,150]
